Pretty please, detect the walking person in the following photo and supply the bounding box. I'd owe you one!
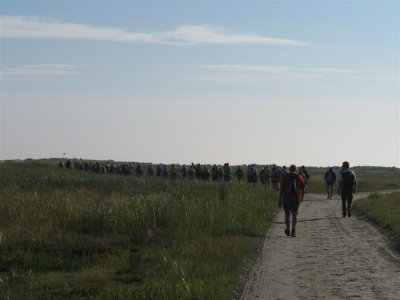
[338,161,357,217]
[235,166,244,183]
[279,164,306,237]
[271,166,280,191]
[324,167,336,199]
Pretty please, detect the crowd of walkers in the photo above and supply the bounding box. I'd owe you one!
[58,159,310,190]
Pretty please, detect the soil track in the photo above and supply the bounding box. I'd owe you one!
[240,192,400,300]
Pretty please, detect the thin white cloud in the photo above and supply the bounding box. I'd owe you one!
[0,16,306,46]
[188,64,399,82]
[1,64,80,78]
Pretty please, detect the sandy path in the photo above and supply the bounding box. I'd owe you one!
[240,192,400,300]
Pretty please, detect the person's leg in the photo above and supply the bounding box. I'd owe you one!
[291,212,297,236]
[291,201,299,237]
[283,200,291,236]
[347,193,353,217]
[326,184,330,199]
[285,211,290,233]
[341,194,347,217]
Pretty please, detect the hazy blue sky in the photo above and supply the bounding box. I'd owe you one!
[1,0,399,167]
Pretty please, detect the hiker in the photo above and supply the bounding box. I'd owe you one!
[217,166,225,182]
[182,164,188,179]
[162,164,169,178]
[264,165,272,188]
[247,165,257,185]
[235,166,244,182]
[147,163,155,176]
[297,168,307,202]
[170,164,177,180]
[58,161,64,168]
[300,166,310,184]
[66,159,72,169]
[211,164,218,181]
[100,163,107,174]
[259,167,268,188]
[271,166,280,191]
[223,163,232,182]
[338,161,357,217]
[156,164,162,177]
[202,166,210,181]
[297,167,308,195]
[324,167,336,199]
[281,166,288,177]
[279,164,306,237]
[135,163,143,176]
[188,165,196,181]
[195,164,202,180]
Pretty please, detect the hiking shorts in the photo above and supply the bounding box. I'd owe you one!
[283,198,300,214]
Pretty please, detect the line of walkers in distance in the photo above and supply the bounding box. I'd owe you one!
[59,160,310,191]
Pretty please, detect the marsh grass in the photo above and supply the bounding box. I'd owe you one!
[0,161,277,299]
[353,192,400,245]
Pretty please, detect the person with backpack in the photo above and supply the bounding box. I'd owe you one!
[271,166,280,191]
[300,166,310,183]
[182,164,188,179]
[297,168,307,202]
[223,163,232,182]
[170,164,177,180]
[338,161,357,217]
[279,164,306,237]
[135,163,143,176]
[264,165,272,188]
[324,167,336,199]
[147,163,155,176]
[235,166,244,183]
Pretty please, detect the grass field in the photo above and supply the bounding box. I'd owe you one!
[354,192,400,246]
[0,160,398,299]
[0,160,278,299]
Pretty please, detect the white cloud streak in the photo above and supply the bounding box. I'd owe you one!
[0,16,306,46]
[1,64,80,78]
[188,64,400,82]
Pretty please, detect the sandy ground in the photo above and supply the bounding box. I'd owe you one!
[240,192,400,300]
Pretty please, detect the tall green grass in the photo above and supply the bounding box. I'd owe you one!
[353,192,400,245]
[0,161,278,299]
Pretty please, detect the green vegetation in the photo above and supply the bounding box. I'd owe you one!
[306,166,400,194]
[354,192,400,245]
[0,160,278,299]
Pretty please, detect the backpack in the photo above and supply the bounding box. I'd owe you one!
[341,170,355,187]
[286,174,298,197]
[326,171,335,182]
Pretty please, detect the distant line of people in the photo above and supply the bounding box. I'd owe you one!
[60,160,135,175]
[58,160,310,190]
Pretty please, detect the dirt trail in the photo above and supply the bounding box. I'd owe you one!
[240,191,400,300]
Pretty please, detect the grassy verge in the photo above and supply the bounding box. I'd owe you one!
[0,161,278,299]
[353,192,400,245]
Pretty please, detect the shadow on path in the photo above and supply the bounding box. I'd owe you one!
[272,216,340,225]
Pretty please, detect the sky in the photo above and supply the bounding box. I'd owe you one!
[1,0,399,167]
